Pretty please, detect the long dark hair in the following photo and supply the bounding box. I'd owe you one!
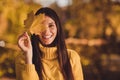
[31,7,74,80]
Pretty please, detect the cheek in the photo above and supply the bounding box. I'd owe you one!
[55,30,57,36]
[52,27,57,34]
[52,29,57,34]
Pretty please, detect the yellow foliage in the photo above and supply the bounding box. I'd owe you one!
[24,11,46,35]
[105,27,113,36]
[81,57,91,66]
[116,27,120,36]
[24,11,35,29]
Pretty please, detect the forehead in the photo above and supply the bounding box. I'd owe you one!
[43,16,55,23]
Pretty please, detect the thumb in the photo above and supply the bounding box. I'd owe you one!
[25,32,31,41]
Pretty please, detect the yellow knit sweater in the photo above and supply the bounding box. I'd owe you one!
[15,44,84,80]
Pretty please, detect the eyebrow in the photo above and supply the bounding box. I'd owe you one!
[49,22,55,24]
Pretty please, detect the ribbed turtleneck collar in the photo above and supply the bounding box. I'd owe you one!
[39,44,58,60]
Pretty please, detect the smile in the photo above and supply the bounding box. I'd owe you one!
[42,35,52,39]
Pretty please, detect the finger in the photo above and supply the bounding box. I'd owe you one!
[25,32,31,42]
[18,37,26,47]
[18,35,27,42]
[18,37,29,52]
[18,33,28,47]
[18,32,26,40]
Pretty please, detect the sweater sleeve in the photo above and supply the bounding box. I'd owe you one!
[15,53,39,80]
[68,49,84,80]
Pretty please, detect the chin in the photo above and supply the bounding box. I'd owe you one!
[42,42,52,46]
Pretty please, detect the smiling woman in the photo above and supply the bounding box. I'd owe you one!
[15,7,84,80]
[38,16,57,46]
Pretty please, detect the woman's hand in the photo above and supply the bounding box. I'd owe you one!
[18,32,33,64]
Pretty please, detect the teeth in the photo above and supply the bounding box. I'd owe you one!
[43,35,51,39]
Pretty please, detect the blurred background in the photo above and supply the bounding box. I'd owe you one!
[0,0,120,80]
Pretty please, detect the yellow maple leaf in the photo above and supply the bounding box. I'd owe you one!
[24,11,46,35]
[29,13,46,35]
[24,11,34,29]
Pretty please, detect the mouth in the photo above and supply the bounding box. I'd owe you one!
[42,35,52,39]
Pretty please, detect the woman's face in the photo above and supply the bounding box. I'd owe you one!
[38,16,57,46]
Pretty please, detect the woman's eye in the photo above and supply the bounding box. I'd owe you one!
[49,24,54,27]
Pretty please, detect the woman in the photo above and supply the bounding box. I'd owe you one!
[15,7,84,80]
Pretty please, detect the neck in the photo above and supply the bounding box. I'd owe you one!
[39,43,58,60]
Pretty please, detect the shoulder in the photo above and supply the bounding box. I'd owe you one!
[67,49,80,58]
[67,49,80,64]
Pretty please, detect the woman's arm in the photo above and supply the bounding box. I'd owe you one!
[16,32,39,80]
[18,32,33,64]
[15,53,39,80]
